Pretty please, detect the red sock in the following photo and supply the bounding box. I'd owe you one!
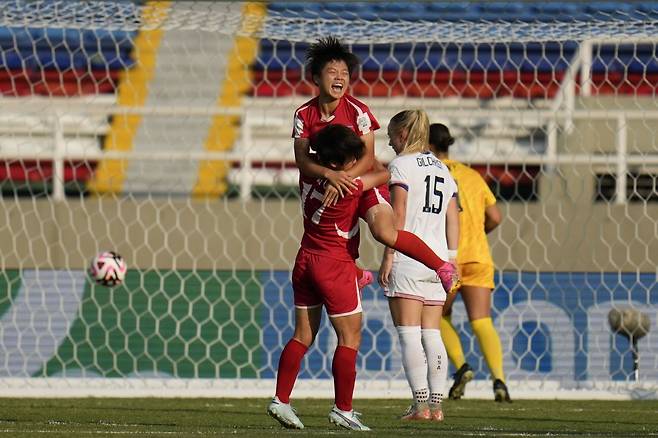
[332,345,358,412]
[392,230,446,270]
[275,339,308,403]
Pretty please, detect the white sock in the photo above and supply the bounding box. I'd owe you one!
[422,328,448,404]
[397,325,428,403]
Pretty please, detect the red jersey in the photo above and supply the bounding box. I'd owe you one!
[299,174,364,261]
[292,95,380,140]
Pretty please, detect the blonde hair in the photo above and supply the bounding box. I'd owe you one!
[389,109,430,155]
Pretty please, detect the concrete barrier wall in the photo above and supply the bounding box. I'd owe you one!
[1,198,656,272]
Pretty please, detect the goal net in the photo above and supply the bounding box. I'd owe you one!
[0,1,657,399]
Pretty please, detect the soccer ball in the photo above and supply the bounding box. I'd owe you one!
[89,251,127,287]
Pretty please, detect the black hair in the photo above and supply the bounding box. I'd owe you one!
[312,125,365,168]
[428,123,455,153]
[305,36,360,79]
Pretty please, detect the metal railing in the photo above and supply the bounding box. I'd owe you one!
[556,37,658,134]
[0,106,656,203]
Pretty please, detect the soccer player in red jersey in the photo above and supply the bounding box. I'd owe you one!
[268,125,388,431]
[291,37,456,289]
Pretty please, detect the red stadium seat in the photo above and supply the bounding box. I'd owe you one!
[250,67,652,98]
[0,161,97,182]
[0,69,119,97]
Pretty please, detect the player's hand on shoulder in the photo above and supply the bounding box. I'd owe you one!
[322,185,340,206]
[325,169,357,197]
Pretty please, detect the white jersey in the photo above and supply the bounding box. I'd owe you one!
[388,151,458,281]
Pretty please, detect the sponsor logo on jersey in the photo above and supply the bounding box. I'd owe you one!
[356,113,371,134]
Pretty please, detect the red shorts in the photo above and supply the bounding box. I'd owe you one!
[358,183,390,219]
[292,249,362,317]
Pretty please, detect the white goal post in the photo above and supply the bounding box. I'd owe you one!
[0,1,657,399]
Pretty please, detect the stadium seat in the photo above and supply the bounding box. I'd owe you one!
[0,25,135,192]
[267,1,657,22]
[256,2,656,99]
[242,2,658,195]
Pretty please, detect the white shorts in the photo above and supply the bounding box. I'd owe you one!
[384,261,447,305]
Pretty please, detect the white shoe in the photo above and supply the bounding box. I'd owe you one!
[328,405,371,431]
[267,396,304,429]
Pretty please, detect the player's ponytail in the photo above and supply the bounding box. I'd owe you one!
[389,110,430,155]
[429,123,455,154]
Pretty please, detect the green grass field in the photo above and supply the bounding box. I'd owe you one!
[0,398,656,437]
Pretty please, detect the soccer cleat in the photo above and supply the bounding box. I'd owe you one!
[429,402,444,422]
[358,270,374,290]
[267,397,304,429]
[436,262,461,294]
[493,379,512,403]
[448,363,474,400]
[328,406,371,431]
[400,402,430,420]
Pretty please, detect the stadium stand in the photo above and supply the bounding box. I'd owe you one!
[2,2,657,197]
[266,1,657,23]
[0,27,136,195]
[232,2,658,198]
[255,2,658,98]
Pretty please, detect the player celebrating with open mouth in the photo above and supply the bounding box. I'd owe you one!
[291,37,458,293]
[268,37,459,432]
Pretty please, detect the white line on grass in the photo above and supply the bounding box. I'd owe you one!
[0,430,228,435]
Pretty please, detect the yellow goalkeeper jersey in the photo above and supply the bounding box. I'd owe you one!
[443,159,496,265]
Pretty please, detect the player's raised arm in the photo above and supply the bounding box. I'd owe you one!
[344,131,375,178]
[293,137,326,178]
[359,159,389,191]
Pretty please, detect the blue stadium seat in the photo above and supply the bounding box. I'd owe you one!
[256,39,658,74]
[529,3,580,16]
[637,1,658,14]
[0,49,133,70]
[321,2,362,12]
[585,2,633,15]
[475,2,534,22]
[267,1,655,22]
[267,2,316,13]
[0,26,136,70]
[424,2,471,14]
[254,41,580,73]
[255,2,658,98]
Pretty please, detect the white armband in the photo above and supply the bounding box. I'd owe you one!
[447,250,458,260]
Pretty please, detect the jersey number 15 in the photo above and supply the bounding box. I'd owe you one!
[423,175,444,214]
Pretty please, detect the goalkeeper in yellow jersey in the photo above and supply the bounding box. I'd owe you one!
[428,123,511,403]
